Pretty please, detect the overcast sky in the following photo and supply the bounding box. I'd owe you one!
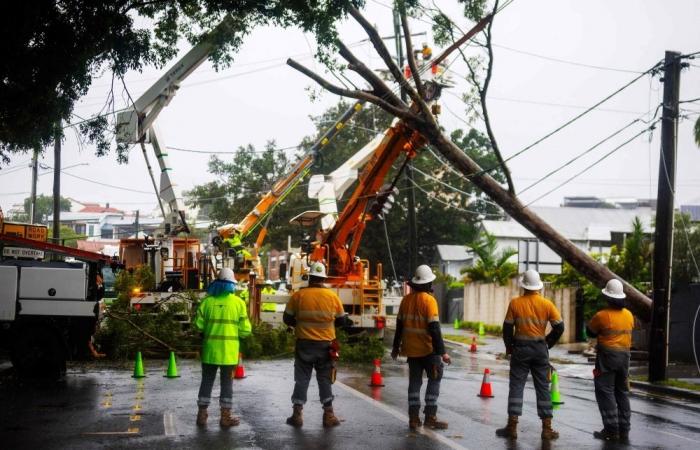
[1,0,699,220]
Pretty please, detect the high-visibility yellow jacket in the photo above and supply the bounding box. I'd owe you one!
[237,288,249,305]
[397,291,440,357]
[588,307,634,352]
[194,293,252,365]
[261,286,277,312]
[504,292,562,341]
[284,287,344,341]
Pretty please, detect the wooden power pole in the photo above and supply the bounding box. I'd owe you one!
[52,127,61,242]
[649,51,682,382]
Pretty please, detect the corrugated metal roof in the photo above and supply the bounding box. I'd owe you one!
[436,244,473,261]
[482,206,654,241]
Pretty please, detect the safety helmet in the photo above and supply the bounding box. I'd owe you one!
[264,279,273,285]
[218,268,236,283]
[602,279,626,299]
[411,264,436,285]
[519,269,543,290]
[309,261,328,279]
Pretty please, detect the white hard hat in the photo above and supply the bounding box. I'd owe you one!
[309,261,328,278]
[602,279,626,299]
[411,264,436,284]
[264,279,273,285]
[218,268,235,282]
[519,269,543,290]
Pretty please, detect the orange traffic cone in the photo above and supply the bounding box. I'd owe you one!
[469,336,478,353]
[477,368,494,398]
[234,353,247,379]
[369,358,385,387]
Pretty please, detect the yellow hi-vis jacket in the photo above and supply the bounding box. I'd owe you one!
[504,292,562,342]
[285,287,344,341]
[194,293,252,365]
[261,286,277,312]
[588,307,634,352]
[397,291,440,357]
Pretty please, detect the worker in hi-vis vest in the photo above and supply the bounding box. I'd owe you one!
[194,268,251,428]
[496,269,564,441]
[587,279,634,442]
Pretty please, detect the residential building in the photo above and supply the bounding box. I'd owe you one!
[434,244,473,279]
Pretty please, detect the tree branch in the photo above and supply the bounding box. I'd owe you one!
[286,58,416,122]
[347,6,422,106]
[336,41,404,109]
[479,0,515,194]
[399,4,426,101]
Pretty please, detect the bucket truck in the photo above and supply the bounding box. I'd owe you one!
[115,17,236,299]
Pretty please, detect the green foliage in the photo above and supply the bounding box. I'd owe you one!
[242,323,296,359]
[606,217,651,288]
[336,330,385,363]
[1,1,364,162]
[20,195,71,224]
[458,321,502,334]
[548,261,606,321]
[694,117,700,148]
[47,225,86,248]
[461,231,517,285]
[673,212,700,284]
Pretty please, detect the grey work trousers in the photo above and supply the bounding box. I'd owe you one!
[292,339,334,406]
[507,340,553,418]
[594,348,631,433]
[407,354,444,416]
[197,363,235,409]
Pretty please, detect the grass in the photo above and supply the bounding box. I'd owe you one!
[443,334,486,346]
[630,375,700,392]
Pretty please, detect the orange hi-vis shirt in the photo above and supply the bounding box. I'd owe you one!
[588,307,634,352]
[397,291,440,357]
[285,287,345,341]
[504,292,563,341]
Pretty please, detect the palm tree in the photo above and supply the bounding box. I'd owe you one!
[695,117,700,147]
[461,231,518,286]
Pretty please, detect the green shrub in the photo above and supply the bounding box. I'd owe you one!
[336,330,385,363]
[243,323,295,359]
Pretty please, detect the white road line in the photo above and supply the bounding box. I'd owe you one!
[335,381,469,450]
[163,410,177,436]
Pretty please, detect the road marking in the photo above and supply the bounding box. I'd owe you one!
[163,411,177,436]
[82,430,139,436]
[335,381,469,450]
[656,429,700,444]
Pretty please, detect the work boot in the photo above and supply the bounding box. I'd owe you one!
[322,406,340,428]
[593,429,619,441]
[286,404,303,428]
[495,415,518,439]
[196,406,208,427]
[408,413,422,430]
[619,430,630,442]
[424,415,448,430]
[541,417,559,440]
[219,408,240,428]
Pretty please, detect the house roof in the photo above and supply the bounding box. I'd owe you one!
[436,244,473,261]
[482,206,654,241]
[79,204,123,213]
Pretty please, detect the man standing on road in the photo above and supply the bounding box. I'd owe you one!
[391,264,451,431]
[261,279,277,312]
[283,261,350,428]
[496,269,564,441]
[194,268,252,428]
[587,279,634,442]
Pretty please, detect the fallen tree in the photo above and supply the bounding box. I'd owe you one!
[288,4,653,321]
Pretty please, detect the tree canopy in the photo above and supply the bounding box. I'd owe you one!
[0,0,364,164]
[12,195,72,223]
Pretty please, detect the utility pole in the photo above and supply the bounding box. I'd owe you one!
[135,209,140,239]
[29,145,39,224]
[393,7,418,276]
[649,51,681,383]
[52,127,61,242]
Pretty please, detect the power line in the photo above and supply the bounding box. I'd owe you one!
[59,171,154,195]
[167,144,302,155]
[524,121,658,206]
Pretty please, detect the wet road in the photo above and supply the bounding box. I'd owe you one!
[2,342,700,449]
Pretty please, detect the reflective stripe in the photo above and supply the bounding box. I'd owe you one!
[514,334,545,341]
[204,334,238,340]
[297,321,333,329]
[598,343,631,352]
[335,312,345,318]
[209,318,239,325]
[598,329,632,336]
[504,319,514,325]
[297,310,335,320]
[428,315,440,323]
[403,327,428,335]
[550,319,563,325]
[398,314,429,322]
[514,317,548,325]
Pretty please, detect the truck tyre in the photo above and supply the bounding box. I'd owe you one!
[10,325,66,380]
